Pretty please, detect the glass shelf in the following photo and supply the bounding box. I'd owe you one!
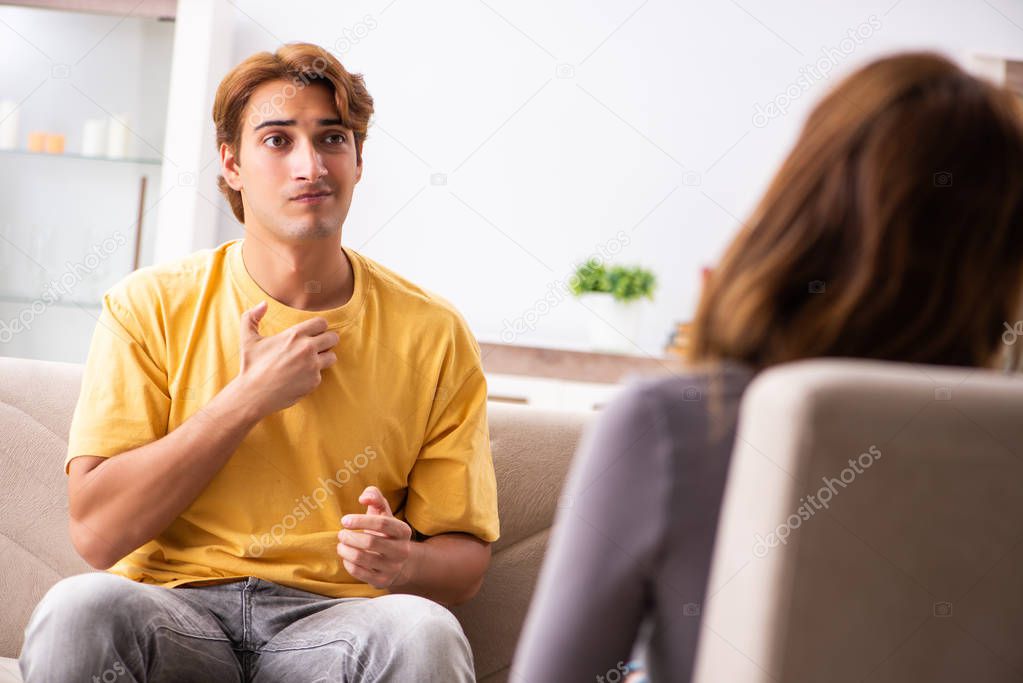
[0,293,101,308]
[0,147,163,166]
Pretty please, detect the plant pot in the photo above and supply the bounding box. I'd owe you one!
[577,292,645,354]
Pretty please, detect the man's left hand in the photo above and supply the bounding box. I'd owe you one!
[337,485,415,589]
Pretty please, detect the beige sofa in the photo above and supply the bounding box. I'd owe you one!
[6,355,1023,683]
[0,356,591,683]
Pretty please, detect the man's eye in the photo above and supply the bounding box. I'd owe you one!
[264,135,287,148]
[325,133,346,145]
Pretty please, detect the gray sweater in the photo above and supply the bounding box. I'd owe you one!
[511,362,755,683]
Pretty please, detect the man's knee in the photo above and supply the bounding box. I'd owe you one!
[21,573,142,679]
[26,573,142,638]
[377,594,470,650]
[374,593,472,678]
[22,573,242,683]
[38,573,136,614]
[253,595,473,682]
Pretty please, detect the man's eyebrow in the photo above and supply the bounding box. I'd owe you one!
[252,118,347,132]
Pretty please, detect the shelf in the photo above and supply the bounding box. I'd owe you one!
[1,1,177,20]
[0,148,163,166]
[0,293,101,308]
[969,54,1023,97]
[479,341,685,384]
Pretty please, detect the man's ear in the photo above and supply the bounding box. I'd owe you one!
[220,142,242,191]
[354,151,363,185]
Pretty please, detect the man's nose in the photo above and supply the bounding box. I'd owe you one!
[291,138,327,181]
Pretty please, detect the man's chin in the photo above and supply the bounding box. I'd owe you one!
[273,221,341,241]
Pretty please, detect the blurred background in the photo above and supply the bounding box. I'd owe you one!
[0,0,1020,408]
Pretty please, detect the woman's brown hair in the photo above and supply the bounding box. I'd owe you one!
[212,42,374,223]
[689,52,1023,371]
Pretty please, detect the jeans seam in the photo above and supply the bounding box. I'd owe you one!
[258,637,371,680]
[242,582,254,680]
[141,625,243,679]
[147,624,234,644]
[242,584,252,650]
[257,636,358,654]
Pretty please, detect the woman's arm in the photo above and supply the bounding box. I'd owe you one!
[511,380,672,682]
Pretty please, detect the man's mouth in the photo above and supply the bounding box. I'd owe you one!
[291,191,332,204]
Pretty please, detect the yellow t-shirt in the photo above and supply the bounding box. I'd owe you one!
[66,238,500,598]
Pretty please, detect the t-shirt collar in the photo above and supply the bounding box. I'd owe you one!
[226,237,367,333]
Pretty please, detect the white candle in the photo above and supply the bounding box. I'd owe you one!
[82,118,106,157]
[106,112,130,158]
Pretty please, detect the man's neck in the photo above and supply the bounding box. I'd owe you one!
[240,229,354,311]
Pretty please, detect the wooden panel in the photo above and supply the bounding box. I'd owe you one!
[1,0,177,19]
[480,341,686,384]
[1006,60,1023,97]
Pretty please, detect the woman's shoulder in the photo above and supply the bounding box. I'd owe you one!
[615,360,757,418]
[578,360,756,467]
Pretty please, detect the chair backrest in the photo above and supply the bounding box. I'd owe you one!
[0,356,591,683]
[693,359,1023,683]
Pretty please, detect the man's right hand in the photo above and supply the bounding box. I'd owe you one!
[235,300,339,416]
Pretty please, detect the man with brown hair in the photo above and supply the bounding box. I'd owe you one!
[20,42,497,682]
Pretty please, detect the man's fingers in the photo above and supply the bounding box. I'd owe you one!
[338,529,388,553]
[359,485,392,516]
[338,548,377,576]
[360,485,385,503]
[342,513,389,532]
[286,316,329,338]
[317,351,337,371]
[341,513,407,536]
[313,330,340,352]
[337,543,380,571]
[239,301,267,343]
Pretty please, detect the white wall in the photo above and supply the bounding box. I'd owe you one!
[209,0,1023,356]
[4,1,1020,362]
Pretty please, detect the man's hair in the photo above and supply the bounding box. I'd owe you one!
[689,52,1023,370]
[212,42,374,223]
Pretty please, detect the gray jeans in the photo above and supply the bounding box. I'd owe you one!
[19,572,475,682]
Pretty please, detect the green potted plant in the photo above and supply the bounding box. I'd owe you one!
[569,259,657,353]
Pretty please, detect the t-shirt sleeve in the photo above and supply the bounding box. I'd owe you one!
[65,291,171,474]
[403,315,500,543]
